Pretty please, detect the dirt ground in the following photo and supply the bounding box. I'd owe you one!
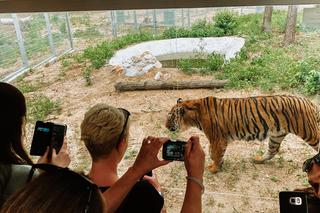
[17,60,319,213]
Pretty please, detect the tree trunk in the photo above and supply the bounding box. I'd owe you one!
[262,6,273,33]
[283,5,298,46]
[114,80,228,92]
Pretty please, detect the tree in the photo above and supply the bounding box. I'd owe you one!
[262,6,273,33]
[283,5,298,46]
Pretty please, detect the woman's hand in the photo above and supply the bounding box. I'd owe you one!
[37,137,71,168]
[184,135,205,180]
[132,136,171,176]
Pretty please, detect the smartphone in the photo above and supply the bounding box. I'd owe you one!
[162,140,187,161]
[279,191,308,213]
[30,121,67,156]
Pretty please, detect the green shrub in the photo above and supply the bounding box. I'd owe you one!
[295,58,320,95]
[206,52,224,71]
[295,58,319,83]
[304,70,320,95]
[213,11,237,36]
[177,59,194,74]
[162,27,190,38]
[189,20,211,37]
[177,51,224,75]
[83,42,114,69]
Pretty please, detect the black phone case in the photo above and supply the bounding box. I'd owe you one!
[30,121,66,156]
[279,191,308,213]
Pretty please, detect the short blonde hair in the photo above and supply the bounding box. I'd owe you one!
[80,104,129,161]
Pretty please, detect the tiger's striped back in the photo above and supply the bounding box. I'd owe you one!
[199,95,320,144]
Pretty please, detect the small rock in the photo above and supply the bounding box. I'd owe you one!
[111,65,124,75]
[154,72,161,80]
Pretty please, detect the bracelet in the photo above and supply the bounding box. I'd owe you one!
[186,176,205,194]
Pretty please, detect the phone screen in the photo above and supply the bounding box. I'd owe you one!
[162,140,186,161]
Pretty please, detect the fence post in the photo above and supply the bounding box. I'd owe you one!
[181,9,185,27]
[12,13,29,68]
[133,10,138,31]
[65,12,74,49]
[44,13,56,56]
[110,11,117,38]
[187,8,191,27]
[152,9,157,35]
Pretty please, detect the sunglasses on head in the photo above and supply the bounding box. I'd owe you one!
[117,108,131,143]
[302,153,320,173]
[32,164,97,213]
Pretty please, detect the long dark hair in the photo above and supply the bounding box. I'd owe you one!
[0,166,105,213]
[0,82,32,164]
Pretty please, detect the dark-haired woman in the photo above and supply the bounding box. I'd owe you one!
[0,82,70,206]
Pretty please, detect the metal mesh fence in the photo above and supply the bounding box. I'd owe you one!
[0,12,73,81]
[0,14,23,79]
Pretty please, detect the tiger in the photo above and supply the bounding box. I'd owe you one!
[166,95,320,173]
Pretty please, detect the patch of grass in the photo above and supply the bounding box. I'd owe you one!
[26,95,62,123]
[270,176,279,182]
[124,147,138,160]
[17,81,39,93]
[177,51,224,75]
[163,129,180,140]
[276,156,285,168]
[61,58,71,68]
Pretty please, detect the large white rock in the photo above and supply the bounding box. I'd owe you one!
[121,51,162,77]
[109,37,245,67]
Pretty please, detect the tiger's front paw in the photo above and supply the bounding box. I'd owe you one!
[208,163,219,173]
[252,155,265,164]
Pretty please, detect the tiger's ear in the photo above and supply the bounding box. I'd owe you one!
[178,106,185,116]
[177,98,183,104]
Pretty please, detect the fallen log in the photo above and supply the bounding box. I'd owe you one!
[114,79,228,92]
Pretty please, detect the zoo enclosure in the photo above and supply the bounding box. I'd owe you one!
[0,6,303,82]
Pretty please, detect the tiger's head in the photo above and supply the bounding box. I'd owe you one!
[166,98,201,132]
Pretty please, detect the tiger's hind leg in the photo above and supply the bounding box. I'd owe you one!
[208,138,228,173]
[253,134,286,164]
